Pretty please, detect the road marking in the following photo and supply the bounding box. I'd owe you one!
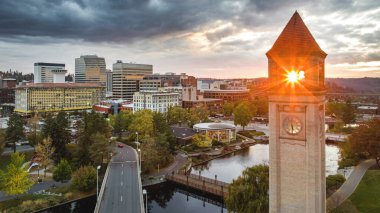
[121,196,123,202]
[122,164,123,168]
[121,181,123,186]
[121,170,123,175]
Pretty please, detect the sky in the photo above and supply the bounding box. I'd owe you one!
[0,0,379,78]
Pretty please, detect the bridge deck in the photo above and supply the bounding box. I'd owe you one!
[166,172,229,198]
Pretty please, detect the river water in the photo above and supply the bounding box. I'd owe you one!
[42,144,340,213]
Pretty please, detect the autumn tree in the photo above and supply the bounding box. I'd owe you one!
[192,134,212,148]
[233,102,253,130]
[225,164,269,213]
[167,106,188,126]
[71,166,97,192]
[5,113,25,153]
[35,137,55,178]
[223,102,235,116]
[128,109,154,139]
[349,118,380,167]
[0,152,34,196]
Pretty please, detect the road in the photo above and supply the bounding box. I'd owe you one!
[3,145,34,155]
[326,159,376,210]
[98,144,143,213]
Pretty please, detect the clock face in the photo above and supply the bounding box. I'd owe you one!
[283,116,302,135]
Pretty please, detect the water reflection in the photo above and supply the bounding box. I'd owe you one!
[145,182,226,213]
[36,195,96,213]
[192,144,340,183]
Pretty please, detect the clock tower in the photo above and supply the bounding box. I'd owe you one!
[267,12,327,213]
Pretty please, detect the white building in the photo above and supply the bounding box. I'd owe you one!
[75,55,106,83]
[34,62,65,83]
[133,91,180,113]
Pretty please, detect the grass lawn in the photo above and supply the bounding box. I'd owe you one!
[333,169,380,213]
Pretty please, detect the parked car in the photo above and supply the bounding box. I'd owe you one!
[118,143,124,148]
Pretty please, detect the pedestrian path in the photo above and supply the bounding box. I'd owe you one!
[326,159,376,210]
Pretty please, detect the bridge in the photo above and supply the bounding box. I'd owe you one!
[94,144,145,213]
[166,171,229,198]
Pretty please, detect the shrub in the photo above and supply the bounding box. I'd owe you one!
[53,159,72,182]
[326,174,346,189]
[71,166,97,192]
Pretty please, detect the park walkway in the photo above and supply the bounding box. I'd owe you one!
[326,159,376,210]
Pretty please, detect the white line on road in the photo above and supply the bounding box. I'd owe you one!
[122,164,123,167]
[121,170,123,175]
[121,196,123,202]
[121,181,123,186]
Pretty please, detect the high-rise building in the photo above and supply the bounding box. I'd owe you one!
[75,55,106,83]
[105,69,113,95]
[34,62,65,83]
[112,60,153,100]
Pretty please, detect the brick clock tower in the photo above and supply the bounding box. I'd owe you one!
[267,12,327,213]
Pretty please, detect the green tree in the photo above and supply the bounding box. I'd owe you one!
[233,102,252,130]
[326,102,345,118]
[0,152,34,196]
[128,110,154,139]
[0,130,5,155]
[223,102,235,116]
[71,166,97,192]
[342,100,356,124]
[349,118,380,167]
[252,99,268,117]
[167,106,188,126]
[225,164,269,213]
[5,113,25,153]
[89,133,111,165]
[141,135,172,173]
[53,159,72,182]
[192,134,212,148]
[35,137,55,178]
[152,112,177,152]
[74,112,111,167]
[42,113,69,162]
[110,111,134,138]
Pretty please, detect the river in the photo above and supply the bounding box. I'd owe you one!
[41,144,340,213]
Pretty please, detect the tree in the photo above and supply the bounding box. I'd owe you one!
[167,106,188,126]
[128,110,154,139]
[110,111,134,138]
[326,102,345,118]
[223,102,235,116]
[89,133,111,165]
[5,113,25,153]
[225,164,269,213]
[74,112,112,167]
[141,135,172,173]
[53,159,72,182]
[233,102,252,130]
[192,134,212,148]
[42,114,69,162]
[252,99,268,117]
[349,118,380,167]
[0,152,34,196]
[35,137,55,178]
[0,130,5,155]
[71,166,97,192]
[342,100,356,124]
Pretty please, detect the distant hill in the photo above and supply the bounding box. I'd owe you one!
[326,78,380,93]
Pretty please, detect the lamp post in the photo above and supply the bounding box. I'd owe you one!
[135,132,141,173]
[96,165,101,201]
[143,189,148,213]
[138,148,141,173]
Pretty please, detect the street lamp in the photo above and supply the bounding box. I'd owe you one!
[96,165,101,201]
[143,189,148,213]
[138,148,141,173]
[135,132,141,173]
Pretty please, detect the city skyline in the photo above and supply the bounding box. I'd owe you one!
[0,0,379,78]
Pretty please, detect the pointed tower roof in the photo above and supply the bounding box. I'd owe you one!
[267,11,326,58]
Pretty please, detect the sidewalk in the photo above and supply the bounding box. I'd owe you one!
[326,159,376,210]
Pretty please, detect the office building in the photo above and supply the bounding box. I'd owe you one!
[112,61,153,100]
[75,55,106,83]
[133,91,179,113]
[203,89,249,102]
[14,83,105,115]
[105,69,113,96]
[34,62,65,83]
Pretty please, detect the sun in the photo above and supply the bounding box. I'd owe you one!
[287,71,299,83]
[286,70,305,83]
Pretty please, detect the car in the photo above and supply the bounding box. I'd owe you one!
[118,143,124,148]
